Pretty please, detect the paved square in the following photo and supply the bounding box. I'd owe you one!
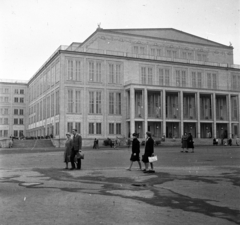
[0,146,239,225]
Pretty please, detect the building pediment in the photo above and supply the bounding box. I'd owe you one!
[102,28,230,48]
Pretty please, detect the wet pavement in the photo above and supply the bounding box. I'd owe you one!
[0,146,240,225]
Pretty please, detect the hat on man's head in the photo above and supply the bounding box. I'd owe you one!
[132,133,138,137]
[72,129,77,132]
[146,131,151,136]
[66,132,71,136]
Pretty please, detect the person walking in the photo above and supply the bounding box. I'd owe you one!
[181,132,188,153]
[127,133,142,171]
[93,138,98,149]
[187,133,194,153]
[64,132,72,169]
[142,132,155,173]
[70,129,82,170]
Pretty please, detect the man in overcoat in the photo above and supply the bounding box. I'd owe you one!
[70,129,82,170]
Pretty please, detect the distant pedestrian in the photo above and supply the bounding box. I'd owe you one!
[93,138,99,149]
[127,133,141,171]
[213,138,218,145]
[181,132,188,153]
[187,133,194,153]
[64,133,72,169]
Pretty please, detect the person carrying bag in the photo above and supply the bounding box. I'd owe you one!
[70,129,82,170]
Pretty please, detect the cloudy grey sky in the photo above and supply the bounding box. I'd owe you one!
[0,0,239,81]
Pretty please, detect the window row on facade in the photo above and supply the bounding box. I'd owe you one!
[29,90,59,125]
[132,44,209,61]
[0,88,25,95]
[0,108,25,115]
[0,130,24,138]
[0,117,24,125]
[28,121,122,138]
[29,60,60,102]
[140,65,240,90]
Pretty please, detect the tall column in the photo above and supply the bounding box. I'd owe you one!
[213,93,216,138]
[228,94,232,138]
[130,86,135,135]
[180,90,184,136]
[144,88,148,134]
[238,94,240,137]
[197,92,200,138]
[162,90,166,137]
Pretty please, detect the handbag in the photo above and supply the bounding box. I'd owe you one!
[76,151,84,159]
[148,155,158,163]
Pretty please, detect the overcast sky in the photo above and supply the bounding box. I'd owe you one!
[0,0,240,81]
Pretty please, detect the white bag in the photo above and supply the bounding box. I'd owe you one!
[148,155,158,163]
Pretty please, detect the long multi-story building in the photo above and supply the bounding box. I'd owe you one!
[1,27,240,146]
[0,80,28,138]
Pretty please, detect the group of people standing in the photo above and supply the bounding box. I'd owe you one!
[127,131,155,173]
[64,129,83,170]
[181,132,194,153]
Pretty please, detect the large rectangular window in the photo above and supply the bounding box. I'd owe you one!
[109,63,114,83]
[67,60,74,80]
[109,92,121,115]
[88,60,101,83]
[40,101,42,120]
[109,93,114,114]
[89,91,102,114]
[116,123,121,135]
[197,72,202,88]
[55,122,59,135]
[55,90,59,115]
[67,122,73,133]
[207,73,212,89]
[47,96,50,118]
[96,123,101,134]
[67,89,73,113]
[19,118,24,124]
[56,61,60,82]
[75,90,81,113]
[51,93,54,117]
[75,122,81,134]
[141,66,153,85]
[14,118,18,124]
[96,92,101,114]
[89,92,94,114]
[207,72,218,89]
[89,123,94,134]
[108,62,122,84]
[109,123,114,134]
[116,93,121,115]
[76,60,81,81]
[89,61,94,82]
[141,67,146,84]
[192,72,196,88]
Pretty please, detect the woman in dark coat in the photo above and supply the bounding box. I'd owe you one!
[187,133,194,153]
[142,132,155,173]
[181,132,188,153]
[127,133,142,171]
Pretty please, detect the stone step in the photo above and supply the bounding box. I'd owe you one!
[12,139,54,148]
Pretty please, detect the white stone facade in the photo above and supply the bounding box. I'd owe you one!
[1,28,240,145]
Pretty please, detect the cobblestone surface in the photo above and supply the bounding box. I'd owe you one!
[0,146,239,225]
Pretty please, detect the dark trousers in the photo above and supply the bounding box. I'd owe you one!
[70,151,81,169]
